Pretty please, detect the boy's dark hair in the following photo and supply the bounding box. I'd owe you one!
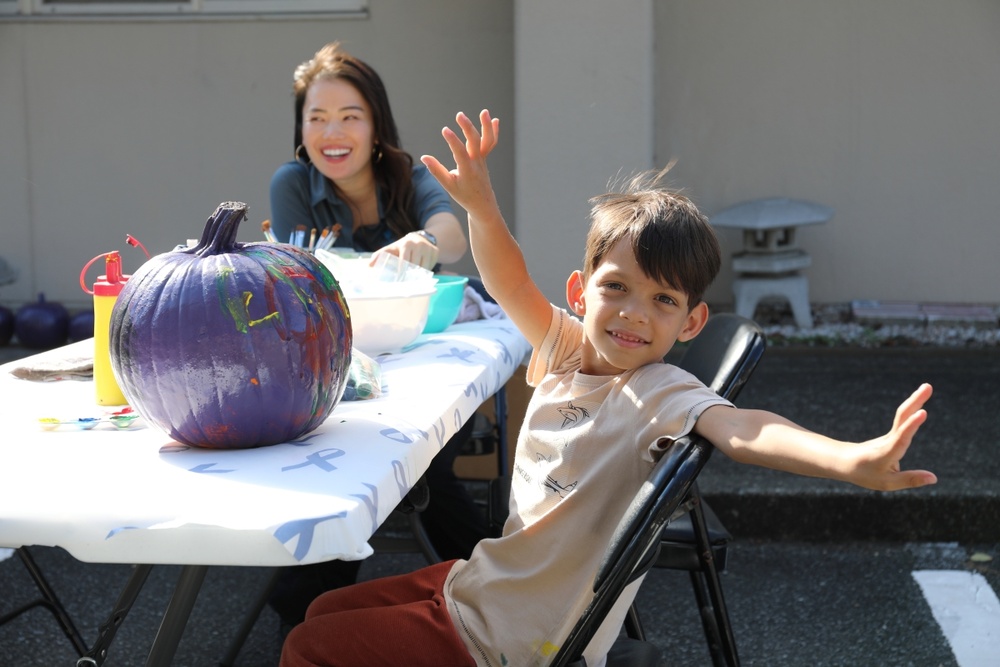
[584,170,721,308]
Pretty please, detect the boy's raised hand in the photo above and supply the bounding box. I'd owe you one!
[420,109,554,347]
[851,383,937,491]
[421,110,501,220]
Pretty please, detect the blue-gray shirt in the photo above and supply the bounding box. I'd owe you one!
[268,160,454,252]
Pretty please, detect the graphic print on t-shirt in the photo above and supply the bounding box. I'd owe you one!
[556,401,590,428]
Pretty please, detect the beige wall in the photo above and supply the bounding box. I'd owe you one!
[0,2,514,310]
[2,0,998,315]
[655,0,1000,305]
[515,0,654,308]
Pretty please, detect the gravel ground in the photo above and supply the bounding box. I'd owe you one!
[744,302,1000,348]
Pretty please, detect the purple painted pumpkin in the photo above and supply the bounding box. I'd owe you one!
[109,201,352,449]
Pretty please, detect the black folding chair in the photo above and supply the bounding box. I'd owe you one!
[553,313,765,667]
[1,547,88,656]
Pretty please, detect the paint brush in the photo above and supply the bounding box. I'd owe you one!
[316,228,330,251]
[261,220,277,243]
[318,223,341,251]
[308,227,317,252]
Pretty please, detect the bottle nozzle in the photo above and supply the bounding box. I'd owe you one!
[105,251,124,284]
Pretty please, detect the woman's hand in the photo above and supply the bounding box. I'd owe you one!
[371,232,439,271]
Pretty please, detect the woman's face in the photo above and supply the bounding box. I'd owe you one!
[301,77,376,188]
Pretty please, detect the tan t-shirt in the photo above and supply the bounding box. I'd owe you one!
[445,306,732,667]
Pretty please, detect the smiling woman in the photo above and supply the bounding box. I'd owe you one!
[268,41,467,271]
[264,41,486,637]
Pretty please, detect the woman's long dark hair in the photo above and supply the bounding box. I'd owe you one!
[292,42,418,239]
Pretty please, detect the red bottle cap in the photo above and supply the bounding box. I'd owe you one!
[80,251,130,297]
[93,252,128,297]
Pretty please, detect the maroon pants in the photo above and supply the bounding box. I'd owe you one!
[279,560,476,667]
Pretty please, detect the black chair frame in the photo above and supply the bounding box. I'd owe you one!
[553,313,765,667]
[0,546,88,656]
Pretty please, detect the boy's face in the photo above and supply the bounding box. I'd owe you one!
[567,240,708,376]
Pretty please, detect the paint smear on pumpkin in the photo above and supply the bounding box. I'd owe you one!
[214,267,280,333]
[242,292,280,328]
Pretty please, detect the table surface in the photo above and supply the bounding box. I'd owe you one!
[0,320,530,568]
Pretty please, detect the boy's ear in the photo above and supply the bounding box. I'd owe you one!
[565,270,586,316]
[677,301,710,342]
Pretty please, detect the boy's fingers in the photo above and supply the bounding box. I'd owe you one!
[881,410,927,470]
[480,110,497,151]
[481,118,500,158]
[892,383,932,432]
[886,469,938,491]
[898,408,928,439]
[441,126,468,162]
[455,112,483,158]
[420,155,451,186]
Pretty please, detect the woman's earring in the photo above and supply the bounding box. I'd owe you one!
[372,144,384,164]
[294,144,309,165]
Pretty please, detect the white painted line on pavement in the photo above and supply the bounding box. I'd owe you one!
[912,570,1000,667]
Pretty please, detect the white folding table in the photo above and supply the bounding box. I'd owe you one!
[0,319,530,666]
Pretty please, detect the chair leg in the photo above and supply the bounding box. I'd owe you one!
[689,492,740,667]
[406,509,443,565]
[623,602,646,641]
[79,562,155,666]
[0,547,88,656]
[218,568,282,667]
[689,569,727,667]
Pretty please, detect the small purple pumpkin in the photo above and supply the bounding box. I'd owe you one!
[15,293,70,350]
[109,202,352,449]
[0,305,14,346]
[69,309,95,343]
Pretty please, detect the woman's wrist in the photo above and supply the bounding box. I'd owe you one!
[415,229,437,246]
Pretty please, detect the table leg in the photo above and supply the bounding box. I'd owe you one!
[77,563,154,667]
[144,564,208,667]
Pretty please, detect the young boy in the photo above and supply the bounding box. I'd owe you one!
[280,110,935,667]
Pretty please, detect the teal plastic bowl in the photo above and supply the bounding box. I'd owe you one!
[423,275,469,333]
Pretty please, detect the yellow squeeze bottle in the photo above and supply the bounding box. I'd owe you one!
[87,252,129,405]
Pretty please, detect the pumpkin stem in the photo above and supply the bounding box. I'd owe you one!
[191,202,249,257]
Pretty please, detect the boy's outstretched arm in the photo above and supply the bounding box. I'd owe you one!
[695,383,937,491]
[421,110,553,348]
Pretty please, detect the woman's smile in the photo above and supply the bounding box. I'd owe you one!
[321,147,351,159]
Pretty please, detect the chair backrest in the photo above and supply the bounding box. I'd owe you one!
[551,314,765,667]
[676,312,765,402]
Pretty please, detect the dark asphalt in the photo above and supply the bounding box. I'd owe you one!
[3,538,996,666]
